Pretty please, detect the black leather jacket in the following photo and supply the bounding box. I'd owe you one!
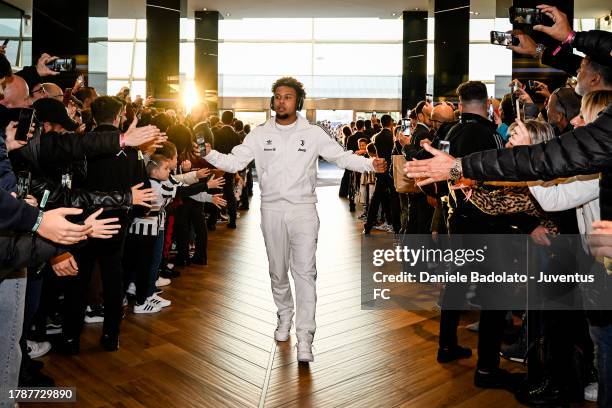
[10,129,132,212]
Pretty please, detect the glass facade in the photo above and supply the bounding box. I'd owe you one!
[88,15,608,104]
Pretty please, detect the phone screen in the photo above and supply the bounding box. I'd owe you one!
[15,108,34,141]
[196,137,207,156]
[46,58,76,72]
[509,7,542,25]
[490,31,516,46]
[439,140,450,154]
[401,119,411,136]
[16,171,31,199]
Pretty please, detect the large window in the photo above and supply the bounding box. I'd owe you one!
[216,18,403,99]
[96,15,610,103]
[89,18,147,97]
[0,2,30,67]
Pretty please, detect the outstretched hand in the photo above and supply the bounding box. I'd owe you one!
[404,143,456,186]
[372,158,387,173]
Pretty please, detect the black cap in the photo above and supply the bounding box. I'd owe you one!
[33,97,78,131]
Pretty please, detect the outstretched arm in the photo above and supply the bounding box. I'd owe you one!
[204,134,255,173]
[317,131,384,173]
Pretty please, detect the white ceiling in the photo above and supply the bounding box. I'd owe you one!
[4,0,609,20]
[188,0,610,19]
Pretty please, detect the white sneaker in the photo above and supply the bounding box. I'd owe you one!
[584,382,598,402]
[274,320,292,342]
[126,282,136,296]
[27,340,52,359]
[84,304,104,324]
[155,277,171,287]
[373,223,390,231]
[296,342,314,363]
[133,299,162,314]
[148,294,171,308]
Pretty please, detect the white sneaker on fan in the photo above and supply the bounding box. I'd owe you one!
[133,299,161,314]
[27,340,52,359]
[148,294,171,308]
[155,277,171,287]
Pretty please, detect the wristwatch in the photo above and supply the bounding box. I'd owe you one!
[449,158,463,181]
[533,43,546,60]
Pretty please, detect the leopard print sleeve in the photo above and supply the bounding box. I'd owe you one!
[468,186,536,216]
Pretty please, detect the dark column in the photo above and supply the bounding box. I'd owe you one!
[194,11,222,113]
[402,11,428,116]
[33,0,88,58]
[146,0,180,106]
[433,0,470,100]
[32,0,88,88]
[510,0,573,98]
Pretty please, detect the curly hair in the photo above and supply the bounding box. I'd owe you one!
[271,76,306,100]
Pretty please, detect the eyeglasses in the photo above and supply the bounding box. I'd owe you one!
[30,87,46,97]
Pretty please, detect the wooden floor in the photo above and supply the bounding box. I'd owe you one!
[29,184,536,407]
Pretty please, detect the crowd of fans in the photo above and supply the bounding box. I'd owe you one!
[336,6,612,407]
[0,3,611,408]
[0,43,256,403]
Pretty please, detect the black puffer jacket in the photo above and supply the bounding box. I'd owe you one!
[573,30,612,65]
[461,105,612,218]
[542,30,612,75]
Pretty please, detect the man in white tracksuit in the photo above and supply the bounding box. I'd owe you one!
[204,77,387,362]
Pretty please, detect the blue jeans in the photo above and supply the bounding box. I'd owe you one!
[148,232,165,297]
[590,324,612,408]
[0,270,27,408]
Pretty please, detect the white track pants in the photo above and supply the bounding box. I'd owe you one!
[260,203,319,343]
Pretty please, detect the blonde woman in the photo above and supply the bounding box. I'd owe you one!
[453,119,560,239]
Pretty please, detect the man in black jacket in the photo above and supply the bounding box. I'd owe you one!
[351,119,367,147]
[431,81,516,391]
[212,111,241,228]
[364,114,399,234]
[410,101,433,149]
[58,96,153,354]
[344,122,364,211]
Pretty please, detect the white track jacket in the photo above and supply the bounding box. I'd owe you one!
[204,115,375,206]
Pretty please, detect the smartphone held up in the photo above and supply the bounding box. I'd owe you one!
[490,31,519,47]
[508,6,543,25]
[15,108,35,142]
[46,57,76,73]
